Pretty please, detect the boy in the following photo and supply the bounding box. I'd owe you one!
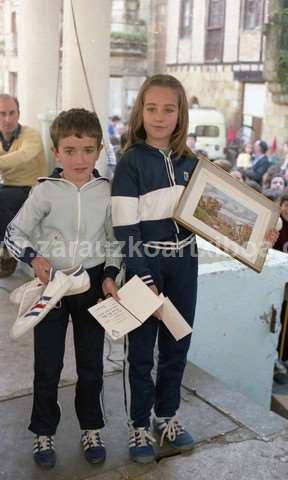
[5,109,121,468]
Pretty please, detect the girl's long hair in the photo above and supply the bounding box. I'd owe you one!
[125,74,191,157]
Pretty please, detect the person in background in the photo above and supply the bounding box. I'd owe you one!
[272,191,288,384]
[270,175,286,192]
[186,133,198,154]
[273,191,288,253]
[213,159,233,172]
[262,164,281,191]
[245,140,270,185]
[235,143,253,169]
[115,131,129,163]
[244,179,262,193]
[280,141,288,173]
[230,169,244,182]
[0,94,45,277]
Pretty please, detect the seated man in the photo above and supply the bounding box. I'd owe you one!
[0,94,45,277]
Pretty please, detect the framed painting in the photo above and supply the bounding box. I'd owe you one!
[174,156,280,272]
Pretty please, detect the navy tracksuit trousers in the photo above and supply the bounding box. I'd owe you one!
[124,242,198,428]
[29,264,105,436]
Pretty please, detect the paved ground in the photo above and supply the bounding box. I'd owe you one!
[1,269,288,480]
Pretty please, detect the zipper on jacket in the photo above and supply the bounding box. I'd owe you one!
[72,188,82,267]
[159,149,180,248]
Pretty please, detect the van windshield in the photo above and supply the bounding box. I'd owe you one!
[195,125,219,137]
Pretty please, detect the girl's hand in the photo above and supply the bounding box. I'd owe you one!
[31,256,53,284]
[149,284,162,321]
[102,277,119,301]
[264,228,279,248]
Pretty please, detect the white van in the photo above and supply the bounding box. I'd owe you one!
[188,108,226,160]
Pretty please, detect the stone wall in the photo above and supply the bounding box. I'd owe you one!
[262,87,288,146]
[166,64,242,128]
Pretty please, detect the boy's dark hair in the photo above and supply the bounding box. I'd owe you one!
[50,108,103,150]
[280,190,288,206]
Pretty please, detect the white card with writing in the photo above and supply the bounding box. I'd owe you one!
[88,297,141,340]
[161,295,192,341]
[88,275,163,340]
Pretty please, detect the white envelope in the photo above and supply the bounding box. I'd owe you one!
[160,295,192,341]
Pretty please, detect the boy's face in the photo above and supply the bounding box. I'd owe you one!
[281,200,288,222]
[53,135,102,187]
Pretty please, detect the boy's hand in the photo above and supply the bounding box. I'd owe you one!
[31,256,53,284]
[149,284,162,321]
[102,277,119,301]
[264,228,279,248]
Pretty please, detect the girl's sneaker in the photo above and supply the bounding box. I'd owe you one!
[153,416,194,450]
[128,427,156,463]
[33,435,56,468]
[81,429,106,464]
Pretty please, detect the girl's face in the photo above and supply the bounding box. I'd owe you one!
[143,86,179,149]
[245,143,253,154]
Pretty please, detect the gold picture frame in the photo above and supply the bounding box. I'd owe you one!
[174,156,280,272]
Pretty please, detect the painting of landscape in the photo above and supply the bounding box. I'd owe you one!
[194,183,257,247]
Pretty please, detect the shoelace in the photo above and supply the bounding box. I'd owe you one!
[82,430,104,449]
[34,435,54,452]
[159,416,185,447]
[132,428,155,448]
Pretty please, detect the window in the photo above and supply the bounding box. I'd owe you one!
[179,0,193,38]
[195,125,219,137]
[243,0,263,30]
[205,0,225,62]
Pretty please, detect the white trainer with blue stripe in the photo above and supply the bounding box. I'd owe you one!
[10,265,90,339]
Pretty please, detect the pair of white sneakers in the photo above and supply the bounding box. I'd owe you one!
[10,265,90,339]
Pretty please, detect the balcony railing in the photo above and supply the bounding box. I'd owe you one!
[111,22,147,55]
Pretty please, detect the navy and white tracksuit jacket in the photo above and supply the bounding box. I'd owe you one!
[111,141,199,428]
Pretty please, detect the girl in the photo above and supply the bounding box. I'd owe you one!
[111,74,198,463]
[111,75,279,464]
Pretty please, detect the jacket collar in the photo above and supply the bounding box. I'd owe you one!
[38,167,109,183]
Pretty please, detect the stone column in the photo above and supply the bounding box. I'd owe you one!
[62,0,111,119]
[62,0,112,173]
[17,0,62,129]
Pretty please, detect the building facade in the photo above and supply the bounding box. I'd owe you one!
[110,0,149,121]
[164,0,288,148]
[0,0,149,123]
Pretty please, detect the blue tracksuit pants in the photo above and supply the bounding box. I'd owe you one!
[123,242,198,428]
[29,264,105,436]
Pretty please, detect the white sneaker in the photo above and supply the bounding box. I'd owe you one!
[10,270,73,339]
[10,279,45,313]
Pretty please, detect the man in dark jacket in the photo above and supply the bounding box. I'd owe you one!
[245,140,270,185]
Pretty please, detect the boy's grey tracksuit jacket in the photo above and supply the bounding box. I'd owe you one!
[5,168,121,279]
